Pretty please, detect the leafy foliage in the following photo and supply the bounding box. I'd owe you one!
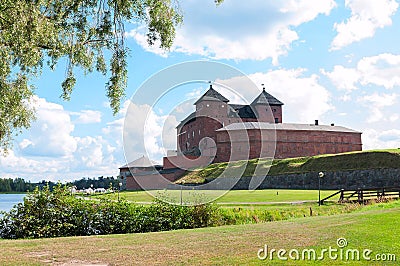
[0,184,219,239]
[0,0,184,153]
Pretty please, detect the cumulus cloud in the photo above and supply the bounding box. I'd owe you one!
[331,0,398,50]
[121,101,179,164]
[323,53,400,91]
[72,110,102,124]
[126,0,336,63]
[358,92,398,123]
[125,26,168,57]
[20,96,77,157]
[216,69,333,122]
[72,136,117,170]
[0,96,120,181]
[321,65,360,92]
[362,129,400,150]
[358,53,400,88]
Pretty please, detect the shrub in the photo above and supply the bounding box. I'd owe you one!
[0,184,219,239]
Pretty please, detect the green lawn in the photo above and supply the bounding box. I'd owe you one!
[1,201,398,265]
[94,189,341,205]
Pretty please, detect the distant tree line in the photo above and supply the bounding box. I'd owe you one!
[0,178,36,192]
[67,176,121,190]
[0,176,122,192]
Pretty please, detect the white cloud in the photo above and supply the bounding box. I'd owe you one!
[127,0,336,63]
[72,110,102,124]
[362,129,400,150]
[358,53,400,88]
[331,0,398,50]
[323,53,400,91]
[122,102,178,164]
[321,65,360,92]
[125,27,168,57]
[217,69,333,122]
[72,136,117,171]
[324,54,400,125]
[0,96,120,181]
[339,94,352,102]
[20,96,77,157]
[254,70,333,122]
[358,92,398,123]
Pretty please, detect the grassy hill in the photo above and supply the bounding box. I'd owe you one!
[178,149,400,184]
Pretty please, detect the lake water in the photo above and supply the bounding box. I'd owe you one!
[0,194,26,213]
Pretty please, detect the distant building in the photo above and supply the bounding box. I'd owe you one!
[119,156,162,190]
[122,84,362,190]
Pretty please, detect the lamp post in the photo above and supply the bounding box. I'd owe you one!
[318,172,324,206]
[118,182,122,201]
[180,180,185,206]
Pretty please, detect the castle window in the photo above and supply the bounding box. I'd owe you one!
[275,118,279,123]
[199,129,200,135]
[273,108,277,112]
[192,131,195,137]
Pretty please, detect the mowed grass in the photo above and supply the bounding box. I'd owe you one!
[1,201,399,265]
[94,189,341,204]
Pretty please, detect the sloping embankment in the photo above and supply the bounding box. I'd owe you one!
[177,149,400,184]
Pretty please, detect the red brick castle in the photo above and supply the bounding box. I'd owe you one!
[121,84,362,190]
[176,84,361,162]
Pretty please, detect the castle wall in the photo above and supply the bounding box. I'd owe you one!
[215,129,362,162]
[254,104,282,123]
[125,169,185,190]
[178,116,223,154]
[271,105,283,123]
[163,155,212,170]
[275,130,362,158]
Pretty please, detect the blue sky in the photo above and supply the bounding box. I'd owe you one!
[1,0,400,182]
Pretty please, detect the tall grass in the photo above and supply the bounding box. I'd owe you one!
[216,203,362,225]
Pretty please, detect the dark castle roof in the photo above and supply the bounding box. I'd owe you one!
[251,89,283,106]
[194,84,229,104]
[229,104,256,119]
[119,156,161,169]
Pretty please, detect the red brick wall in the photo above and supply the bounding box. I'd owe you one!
[274,130,362,158]
[271,105,283,123]
[253,105,282,123]
[163,155,212,170]
[178,116,223,154]
[125,169,185,190]
[215,129,362,162]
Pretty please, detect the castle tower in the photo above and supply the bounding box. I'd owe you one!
[176,84,229,155]
[194,84,229,118]
[251,85,283,123]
